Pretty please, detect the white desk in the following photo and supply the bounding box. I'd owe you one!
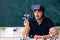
[0,38,34,40]
[0,37,59,40]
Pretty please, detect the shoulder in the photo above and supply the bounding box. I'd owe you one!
[44,17,54,23]
[44,17,55,27]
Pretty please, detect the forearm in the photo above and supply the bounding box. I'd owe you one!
[22,26,30,37]
[39,34,58,39]
[39,33,59,39]
[39,35,51,39]
[22,31,28,37]
[34,34,59,39]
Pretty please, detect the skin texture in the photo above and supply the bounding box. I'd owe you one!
[34,10,43,20]
[22,10,58,39]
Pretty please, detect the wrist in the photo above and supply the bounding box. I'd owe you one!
[24,25,29,27]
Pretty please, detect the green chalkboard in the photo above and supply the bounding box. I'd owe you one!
[0,0,60,26]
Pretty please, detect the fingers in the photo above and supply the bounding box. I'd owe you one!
[24,19,29,27]
[34,35,39,39]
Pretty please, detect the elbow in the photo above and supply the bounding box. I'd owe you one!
[49,27,59,38]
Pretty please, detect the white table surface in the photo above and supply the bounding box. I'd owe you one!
[0,37,59,40]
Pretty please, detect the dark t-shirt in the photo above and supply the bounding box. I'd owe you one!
[28,17,55,38]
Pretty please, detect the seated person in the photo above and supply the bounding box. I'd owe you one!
[22,4,58,39]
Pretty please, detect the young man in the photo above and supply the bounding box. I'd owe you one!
[22,4,58,39]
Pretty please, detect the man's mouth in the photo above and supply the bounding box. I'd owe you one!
[36,15,39,17]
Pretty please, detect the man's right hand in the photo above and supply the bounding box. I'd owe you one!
[24,19,29,27]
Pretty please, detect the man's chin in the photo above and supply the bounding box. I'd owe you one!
[36,18,40,20]
[35,17,42,20]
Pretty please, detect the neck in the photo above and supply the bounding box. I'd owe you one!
[37,18,43,25]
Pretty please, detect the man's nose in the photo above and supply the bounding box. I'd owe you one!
[36,12,39,14]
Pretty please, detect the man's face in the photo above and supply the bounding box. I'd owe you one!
[34,10,43,20]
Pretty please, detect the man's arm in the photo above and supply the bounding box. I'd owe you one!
[22,26,30,37]
[34,27,59,39]
[49,27,59,38]
[34,35,50,39]
[22,19,30,37]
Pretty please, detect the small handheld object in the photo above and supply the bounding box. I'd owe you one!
[22,14,30,20]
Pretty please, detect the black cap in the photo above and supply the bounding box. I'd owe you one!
[32,4,45,12]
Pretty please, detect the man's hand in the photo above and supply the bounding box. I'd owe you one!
[24,19,29,27]
[34,35,39,39]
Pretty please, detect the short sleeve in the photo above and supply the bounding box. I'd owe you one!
[47,18,55,28]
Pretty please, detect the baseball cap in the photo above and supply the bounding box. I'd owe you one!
[32,4,45,12]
